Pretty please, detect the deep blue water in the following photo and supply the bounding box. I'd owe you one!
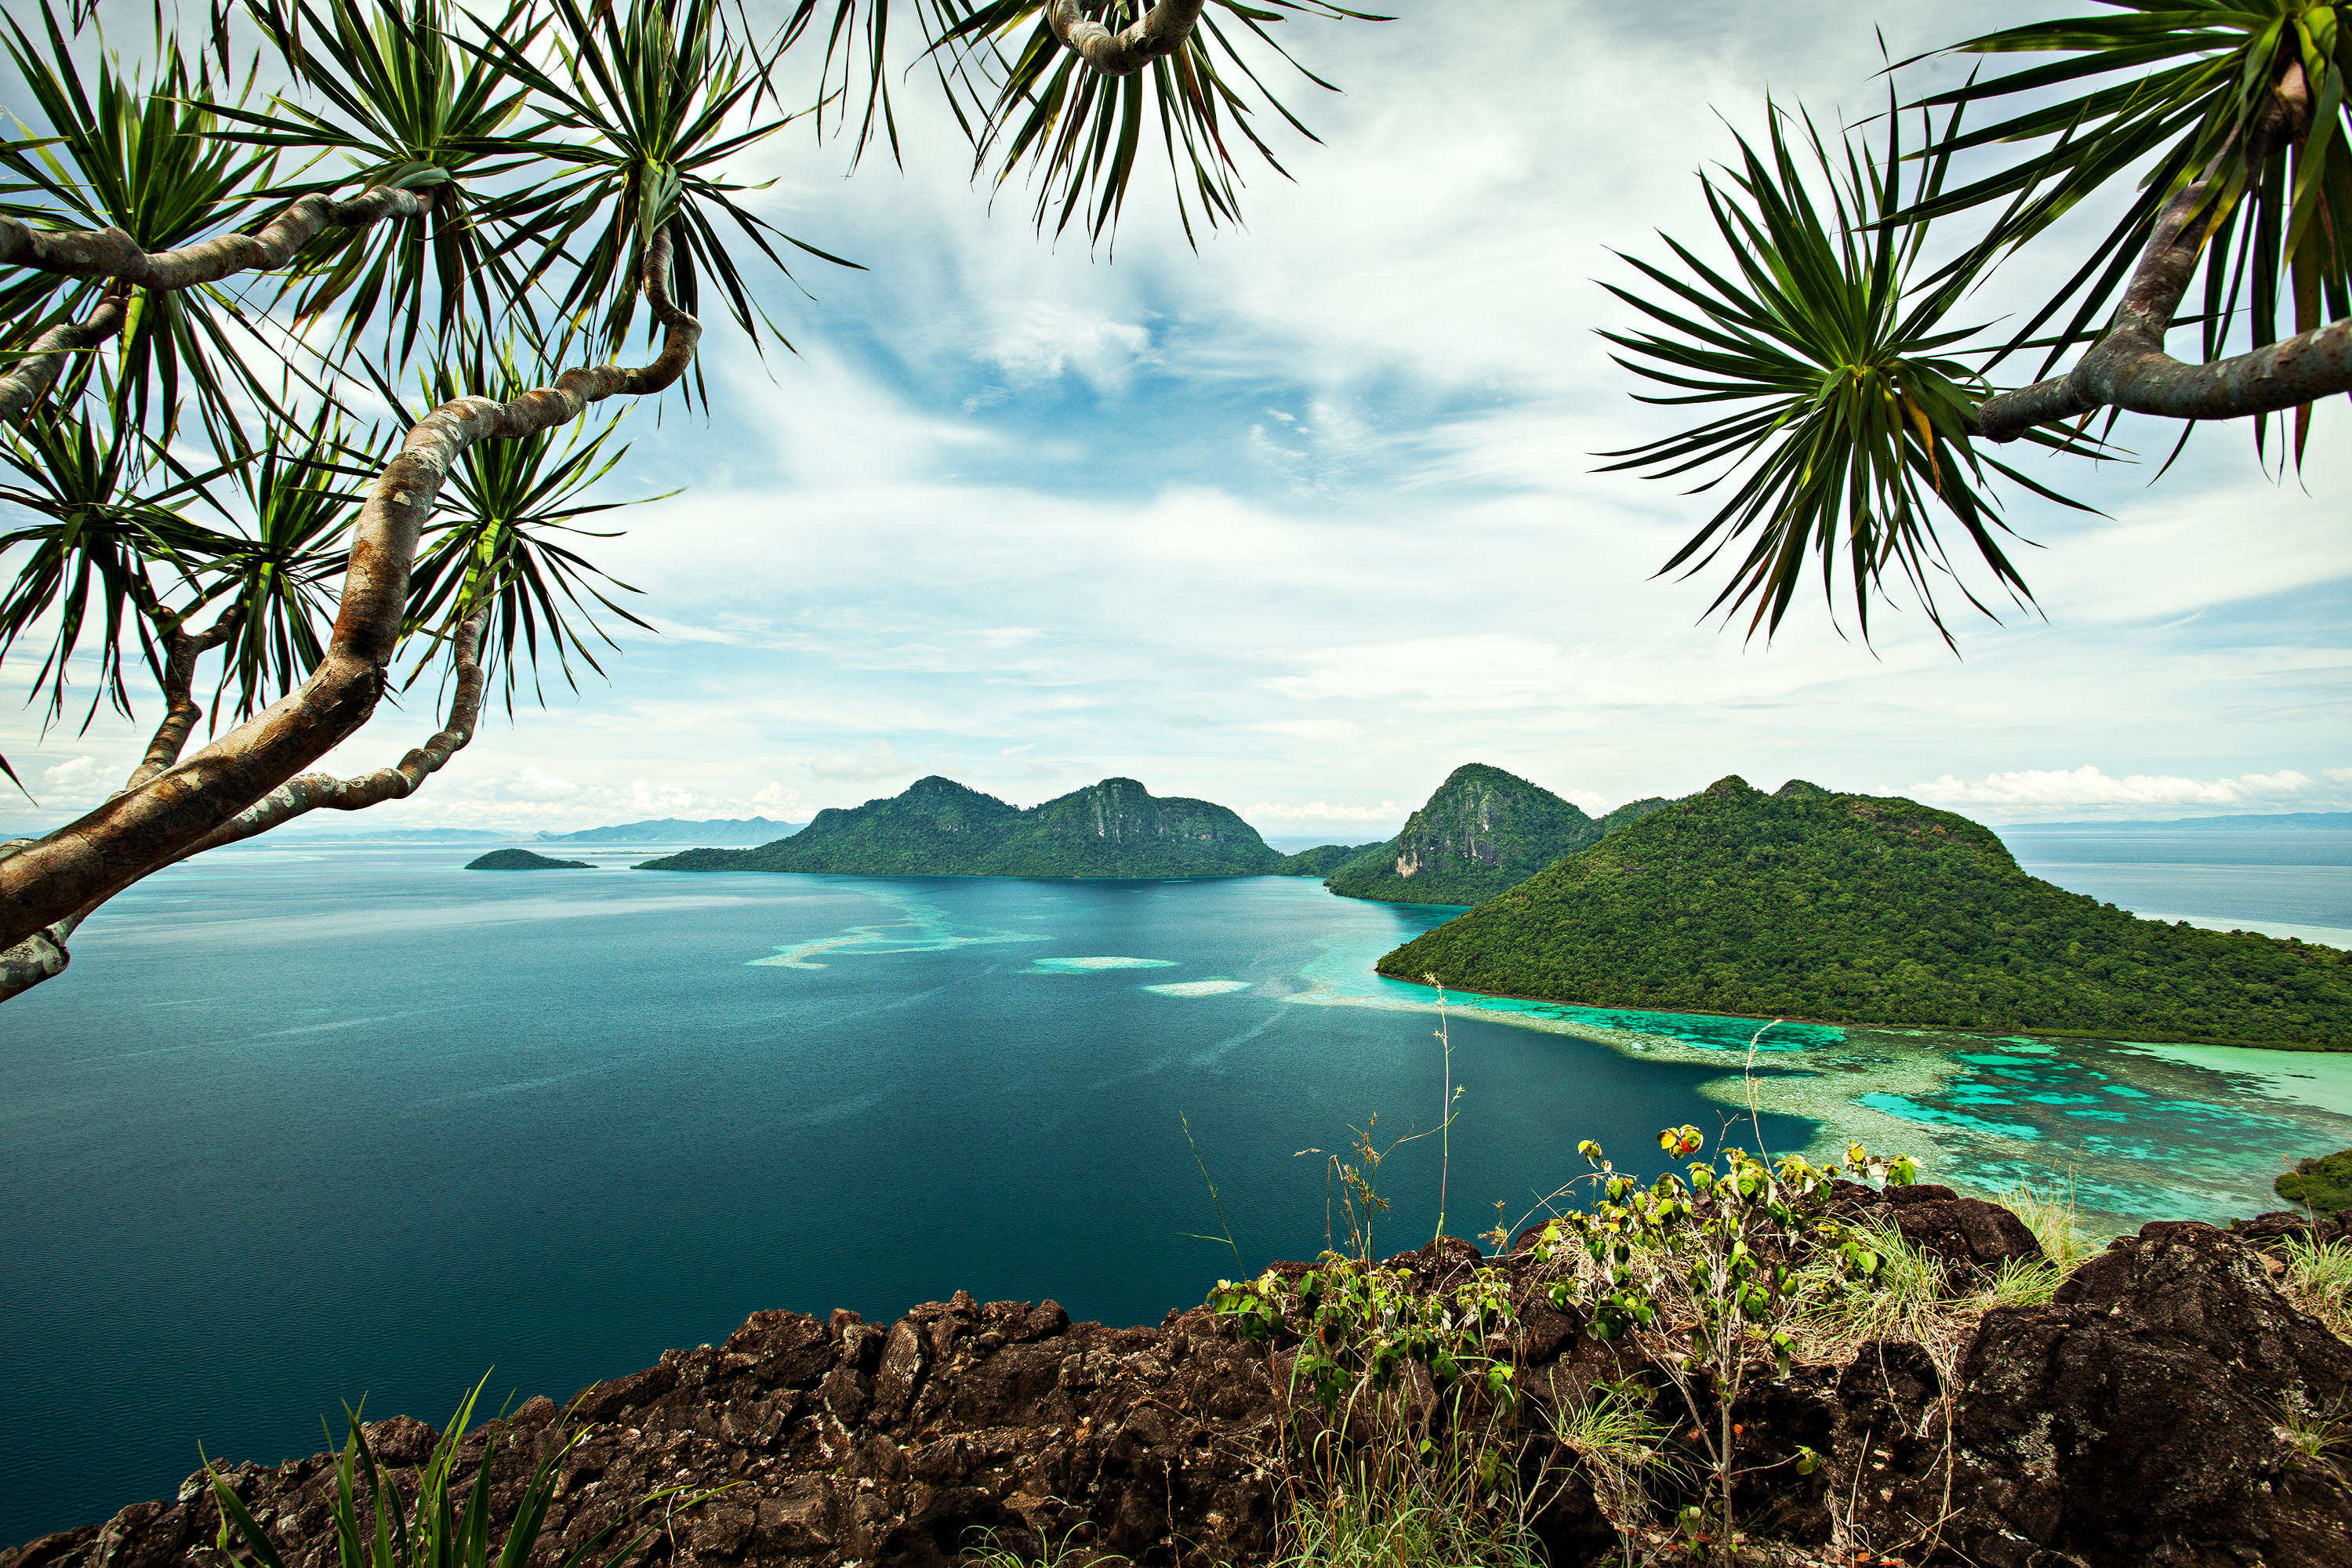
[0,852,1808,1546]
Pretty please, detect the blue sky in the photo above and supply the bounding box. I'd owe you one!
[3,0,2347,837]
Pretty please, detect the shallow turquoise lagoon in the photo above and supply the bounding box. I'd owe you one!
[2,847,2347,1545]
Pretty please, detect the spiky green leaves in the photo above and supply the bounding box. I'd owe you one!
[1914,0,2352,459]
[939,0,1383,245]
[1599,107,2098,646]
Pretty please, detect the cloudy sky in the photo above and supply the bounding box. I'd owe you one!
[4,0,2347,839]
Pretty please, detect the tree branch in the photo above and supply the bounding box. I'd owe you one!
[1046,0,1205,76]
[1973,58,2347,441]
[178,603,488,855]
[0,227,698,960]
[125,606,245,793]
[0,292,128,426]
[0,181,437,424]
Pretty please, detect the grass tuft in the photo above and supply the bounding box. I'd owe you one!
[2281,1236,2352,1341]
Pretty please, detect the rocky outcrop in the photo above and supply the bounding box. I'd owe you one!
[9,1208,2348,1568]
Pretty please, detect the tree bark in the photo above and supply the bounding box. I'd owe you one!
[177,604,489,856]
[0,229,699,961]
[1046,0,1206,76]
[0,182,434,424]
[0,292,128,425]
[1973,58,2346,441]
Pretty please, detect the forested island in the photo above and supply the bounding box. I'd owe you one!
[1383,776,2352,1048]
[465,848,593,871]
[1324,763,1671,905]
[637,776,1357,880]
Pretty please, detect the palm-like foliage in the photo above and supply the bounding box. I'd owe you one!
[1598,107,2099,646]
[468,0,855,375]
[1910,1,2351,453]
[197,414,380,723]
[212,0,543,365]
[393,342,662,710]
[0,408,212,728]
[0,2,283,443]
[939,0,1386,245]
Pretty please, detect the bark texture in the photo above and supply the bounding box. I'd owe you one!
[1046,0,1206,75]
[177,605,489,857]
[0,185,434,425]
[1973,61,2349,440]
[0,230,699,965]
[0,293,129,426]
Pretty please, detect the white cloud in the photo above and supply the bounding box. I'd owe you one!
[1242,800,1401,824]
[1913,765,2320,810]
[985,303,1152,388]
[808,740,906,782]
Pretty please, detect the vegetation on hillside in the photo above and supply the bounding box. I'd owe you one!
[465,848,591,870]
[2279,1149,2352,1214]
[1382,777,2352,1049]
[1272,841,1385,878]
[1328,764,1668,907]
[640,775,1287,879]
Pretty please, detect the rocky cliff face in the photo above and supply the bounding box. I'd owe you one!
[1326,764,1606,906]
[19,1204,2343,1568]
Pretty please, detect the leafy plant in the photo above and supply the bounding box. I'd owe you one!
[205,1379,698,1568]
[1529,1128,1918,1559]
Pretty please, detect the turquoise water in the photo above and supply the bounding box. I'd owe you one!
[0,851,1802,1546]
[4,841,2349,1545]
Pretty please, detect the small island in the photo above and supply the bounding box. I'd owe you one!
[465,848,594,871]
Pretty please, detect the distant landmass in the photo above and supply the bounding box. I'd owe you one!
[639,776,1311,879]
[466,848,593,871]
[1999,812,2352,832]
[1381,776,2352,1049]
[1325,763,1672,906]
[541,817,804,845]
[1276,840,1388,878]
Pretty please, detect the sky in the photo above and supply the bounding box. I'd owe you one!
[2,0,2347,840]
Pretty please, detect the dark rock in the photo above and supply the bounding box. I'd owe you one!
[1939,1221,2352,1566]
[1831,1180,2043,1284]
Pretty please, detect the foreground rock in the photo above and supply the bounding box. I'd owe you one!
[7,1200,2347,1568]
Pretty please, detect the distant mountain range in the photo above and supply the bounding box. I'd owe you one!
[1999,812,2352,832]
[1324,763,1672,906]
[1383,776,2352,1048]
[541,817,804,845]
[638,776,1352,879]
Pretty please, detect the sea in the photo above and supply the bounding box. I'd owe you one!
[2,826,2349,1544]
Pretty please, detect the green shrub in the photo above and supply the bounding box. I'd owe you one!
[2278,1148,2352,1215]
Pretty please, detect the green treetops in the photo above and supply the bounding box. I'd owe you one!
[1381,775,2352,1049]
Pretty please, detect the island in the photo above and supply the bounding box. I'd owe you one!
[465,848,595,871]
[1381,775,2352,1048]
[1324,762,1671,905]
[637,775,1335,880]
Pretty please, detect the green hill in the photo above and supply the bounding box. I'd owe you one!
[638,776,1287,879]
[466,848,593,870]
[1379,775,2352,1049]
[1272,841,1386,877]
[1327,764,1671,906]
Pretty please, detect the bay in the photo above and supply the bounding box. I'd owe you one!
[1,850,1797,1546]
[5,831,2350,1548]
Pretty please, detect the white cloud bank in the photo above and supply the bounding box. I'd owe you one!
[1915,764,2349,815]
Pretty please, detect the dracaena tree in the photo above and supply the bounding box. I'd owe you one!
[0,0,1377,1000]
[1610,1,2349,644]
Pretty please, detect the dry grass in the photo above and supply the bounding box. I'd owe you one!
[2281,1236,2352,1340]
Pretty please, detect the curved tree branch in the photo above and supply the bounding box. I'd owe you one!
[1046,0,1206,76]
[0,227,699,960]
[1973,59,2347,441]
[0,601,242,1000]
[176,603,489,856]
[0,181,437,424]
[0,292,127,426]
